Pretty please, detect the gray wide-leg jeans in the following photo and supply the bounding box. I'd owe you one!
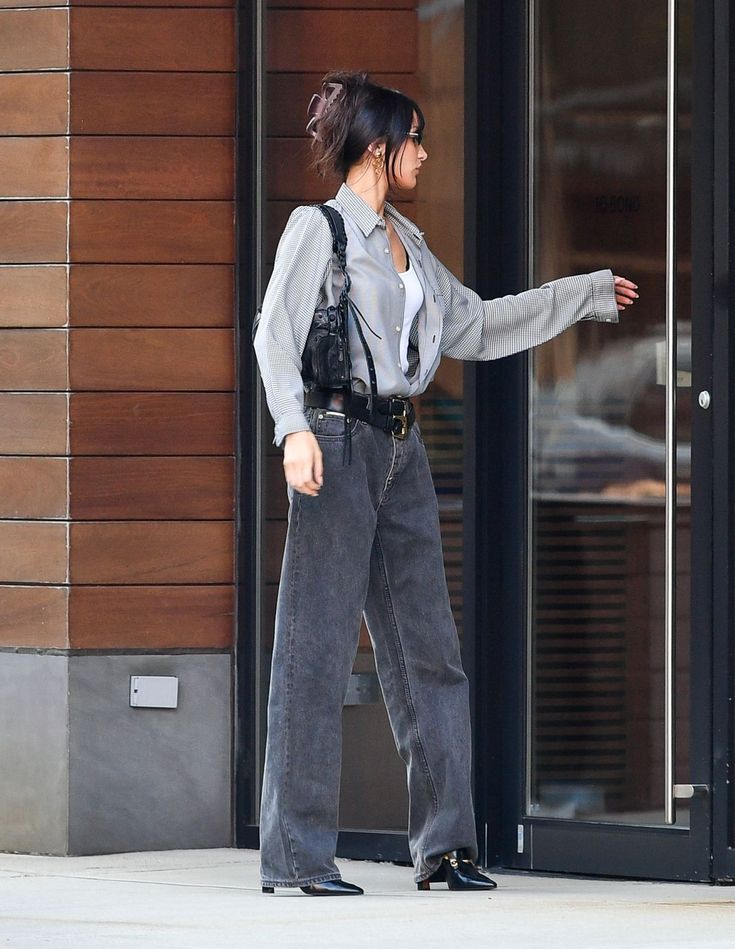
[259,408,478,887]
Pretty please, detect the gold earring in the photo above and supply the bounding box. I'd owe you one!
[372,149,385,177]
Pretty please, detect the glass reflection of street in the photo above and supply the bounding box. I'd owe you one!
[527,0,693,828]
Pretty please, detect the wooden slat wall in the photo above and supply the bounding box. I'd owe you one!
[0,0,237,650]
[66,1,237,650]
[0,3,70,647]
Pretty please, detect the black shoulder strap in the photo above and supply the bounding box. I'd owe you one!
[317,204,348,272]
[317,204,379,420]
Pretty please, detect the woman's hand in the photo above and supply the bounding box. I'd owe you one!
[613,275,639,311]
[283,430,324,496]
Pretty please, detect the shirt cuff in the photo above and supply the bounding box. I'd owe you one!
[590,268,620,323]
[273,412,311,447]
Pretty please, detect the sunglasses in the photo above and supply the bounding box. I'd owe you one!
[407,130,425,146]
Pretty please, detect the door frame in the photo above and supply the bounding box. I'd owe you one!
[709,0,735,884]
[472,0,721,881]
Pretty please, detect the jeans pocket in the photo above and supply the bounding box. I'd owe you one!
[311,411,361,439]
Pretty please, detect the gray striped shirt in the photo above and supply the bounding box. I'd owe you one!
[254,182,619,446]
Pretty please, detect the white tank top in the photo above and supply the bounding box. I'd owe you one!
[399,256,424,374]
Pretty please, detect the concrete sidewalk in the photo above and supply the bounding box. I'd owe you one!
[0,848,732,948]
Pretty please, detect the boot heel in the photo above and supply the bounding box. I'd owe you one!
[262,886,274,894]
[417,880,430,891]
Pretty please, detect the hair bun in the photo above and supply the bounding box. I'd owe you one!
[308,71,424,183]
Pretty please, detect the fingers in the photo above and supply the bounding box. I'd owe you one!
[613,275,639,312]
[282,431,324,496]
[284,460,320,495]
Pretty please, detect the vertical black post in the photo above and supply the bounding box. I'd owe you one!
[710,0,734,882]
[470,0,531,867]
[233,0,261,848]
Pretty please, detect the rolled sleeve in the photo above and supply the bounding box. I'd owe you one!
[589,268,620,323]
[253,205,332,446]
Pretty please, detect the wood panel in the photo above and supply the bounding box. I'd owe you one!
[0,202,67,263]
[0,138,67,198]
[69,329,234,390]
[0,0,61,8]
[267,138,332,202]
[0,586,68,648]
[266,10,416,72]
[70,73,234,136]
[0,74,68,134]
[70,393,234,455]
[0,266,68,327]
[70,9,235,71]
[69,264,233,327]
[70,456,233,519]
[70,521,233,583]
[0,9,69,71]
[70,201,234,263]
[0,521,67,582]
[267,72,420,137]
[68,585,233,649]
[58,1,238,652]
[0,457,67,518]
[0,394,67,454]
[0,329,67,391]
[71,138,233,200]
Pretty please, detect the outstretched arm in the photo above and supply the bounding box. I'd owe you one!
[432,253,638,361]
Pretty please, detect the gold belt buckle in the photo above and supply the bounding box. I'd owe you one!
[392,402,409,440]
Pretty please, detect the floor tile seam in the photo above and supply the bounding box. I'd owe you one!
[0,872,261,890]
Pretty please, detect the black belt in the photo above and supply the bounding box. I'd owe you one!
[305,387,415,440]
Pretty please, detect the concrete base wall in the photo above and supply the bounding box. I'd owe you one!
[0,653,69,854]
[0,652,232,856]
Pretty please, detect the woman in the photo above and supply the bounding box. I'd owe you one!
[254,71,639,896]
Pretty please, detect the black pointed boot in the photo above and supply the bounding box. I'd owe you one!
[262,879,364,896]
[417,849,497,891]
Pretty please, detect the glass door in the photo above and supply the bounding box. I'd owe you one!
[519,0,711,879]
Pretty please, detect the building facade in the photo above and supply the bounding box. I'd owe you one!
[1,0,734,882]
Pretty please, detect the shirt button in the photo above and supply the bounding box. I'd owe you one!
[398,283,403,290]
[395,326,401,332]
[384,247,390,254]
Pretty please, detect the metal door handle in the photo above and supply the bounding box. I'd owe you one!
[673,784,709,799]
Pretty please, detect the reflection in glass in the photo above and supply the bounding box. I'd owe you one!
[527,0,692,825]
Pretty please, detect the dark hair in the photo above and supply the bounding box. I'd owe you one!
[310,70,425,185]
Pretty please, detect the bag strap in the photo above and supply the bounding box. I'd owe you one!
[316,203,351,317]
[316,204,379,421]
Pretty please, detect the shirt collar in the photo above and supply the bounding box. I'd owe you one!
[334,182,425,244]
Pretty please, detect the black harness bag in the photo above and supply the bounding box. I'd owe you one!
[253,203,380,464]
[300,204,353,390]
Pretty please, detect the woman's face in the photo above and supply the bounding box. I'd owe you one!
[388,112,428,191]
